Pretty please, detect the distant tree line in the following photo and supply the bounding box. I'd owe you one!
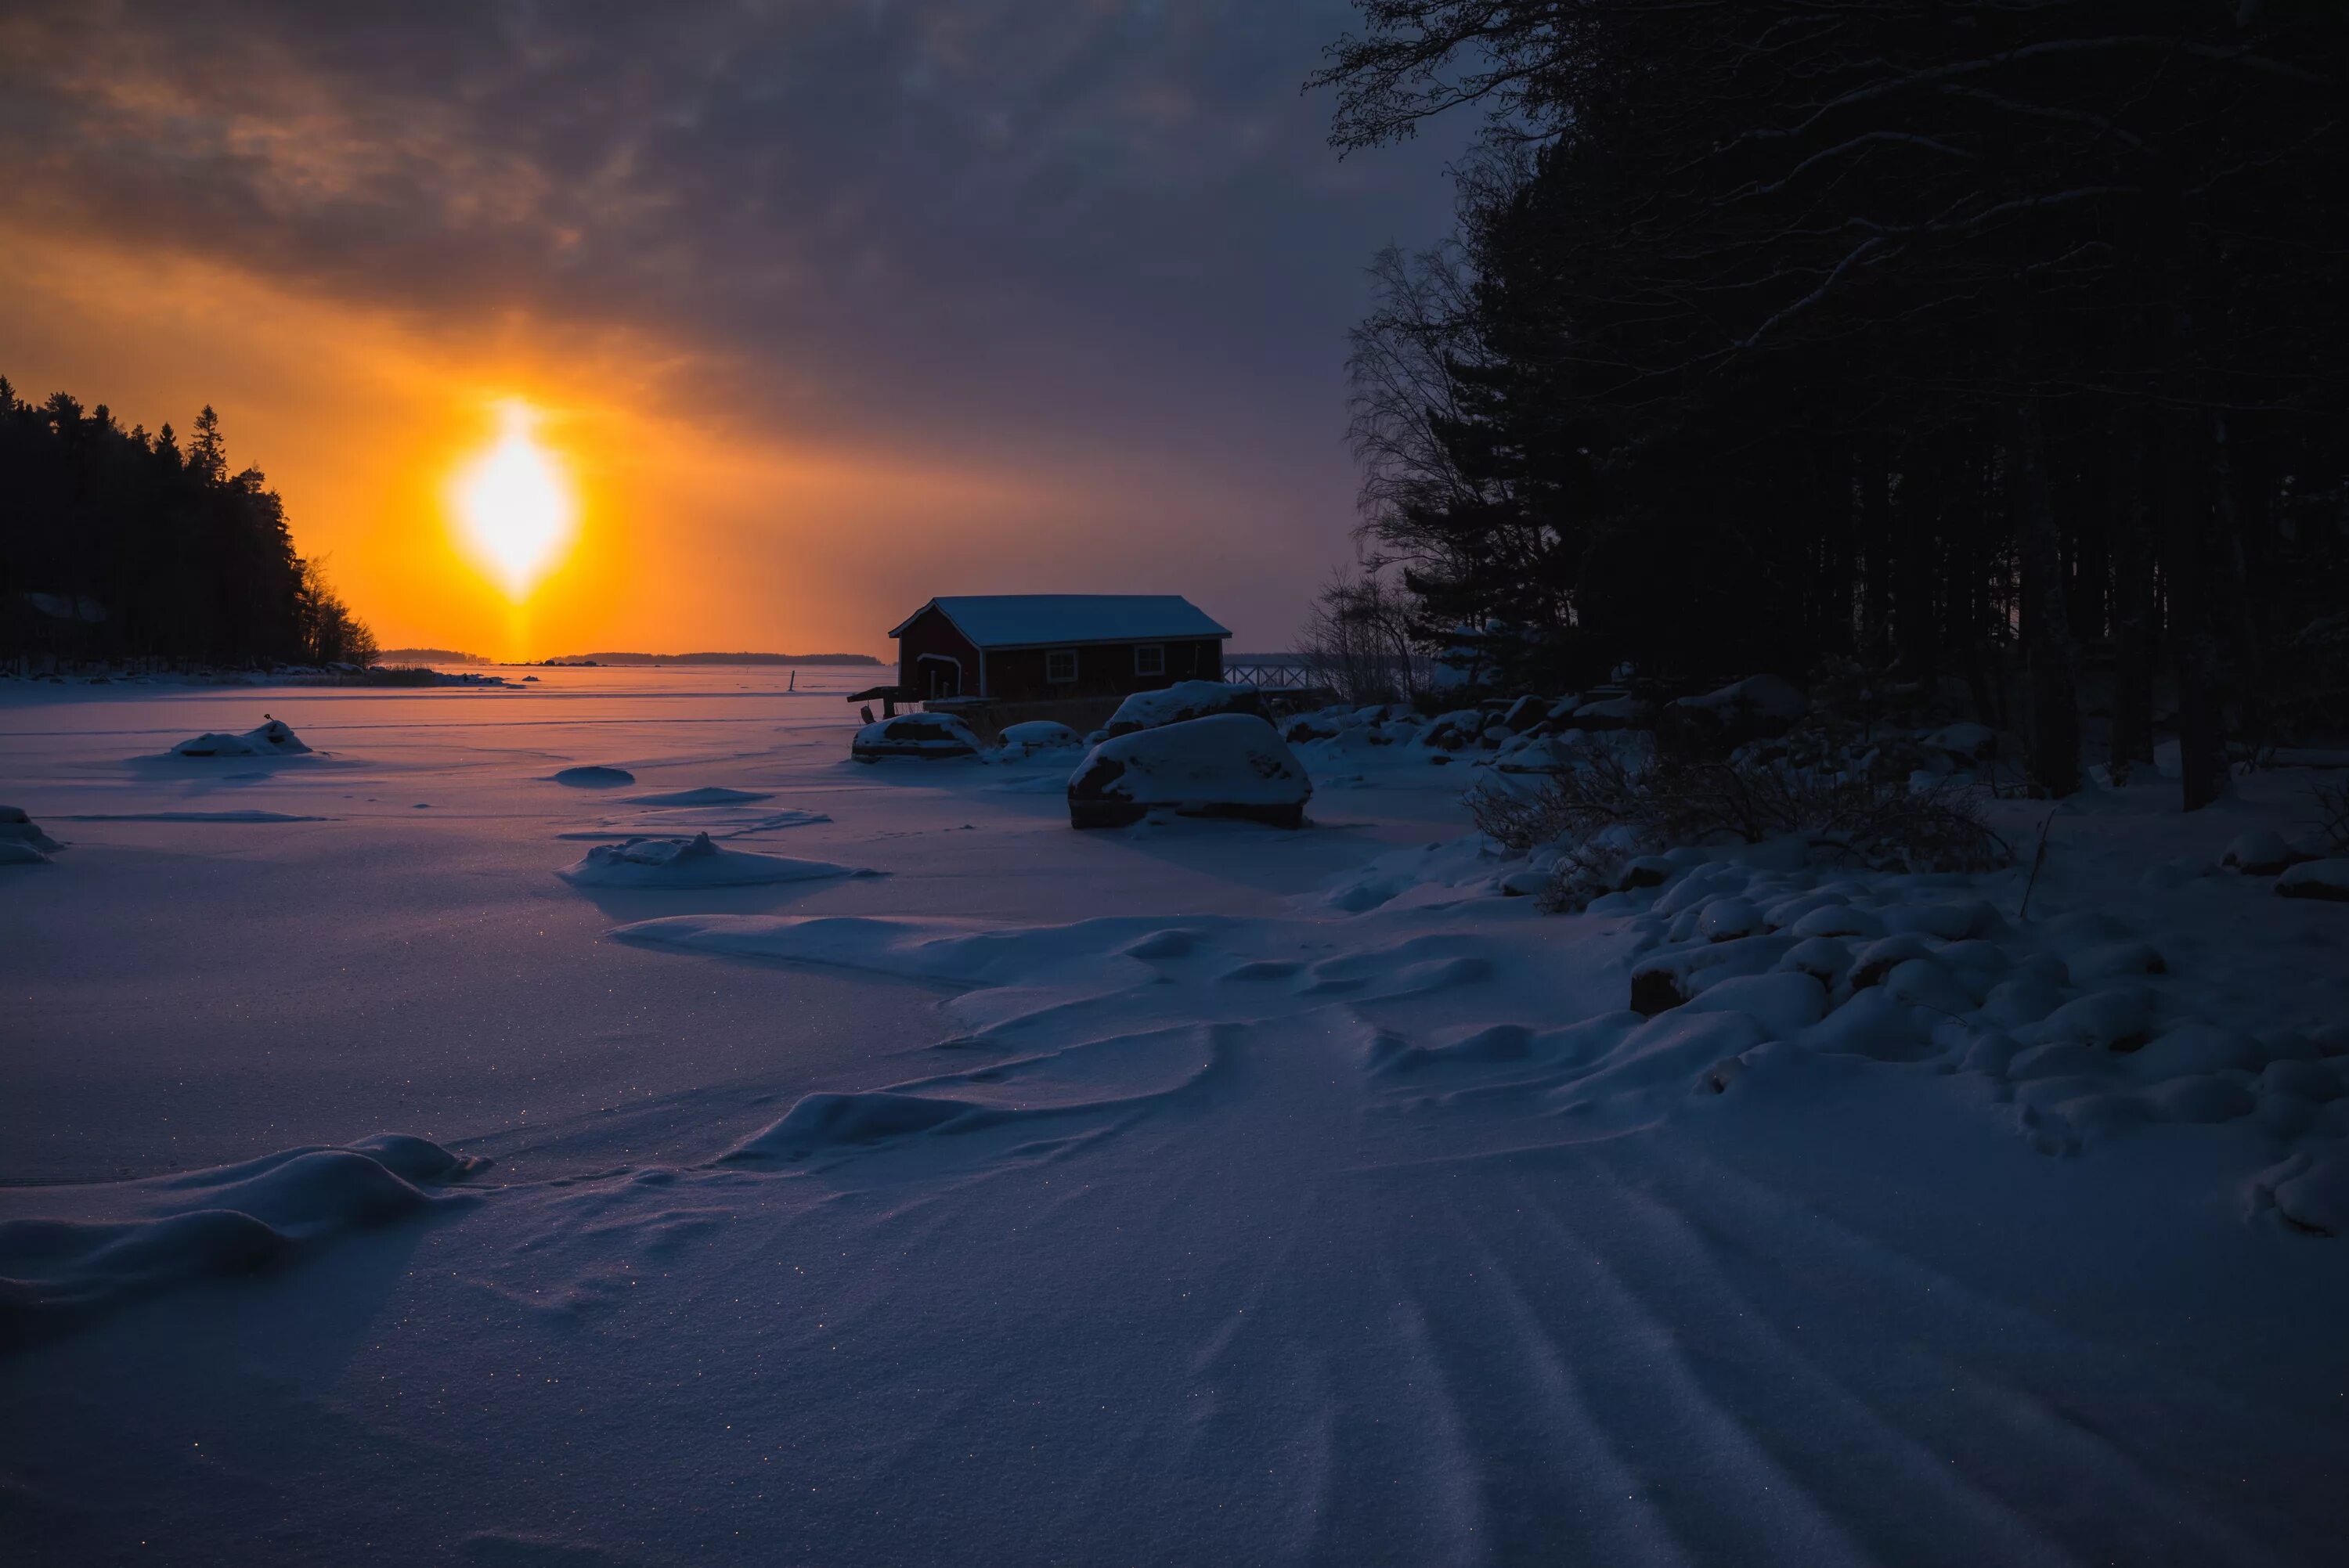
[1313,1,2349,805]
[0,376,376,667]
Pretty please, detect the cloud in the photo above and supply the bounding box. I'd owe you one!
[0,1,1464,645]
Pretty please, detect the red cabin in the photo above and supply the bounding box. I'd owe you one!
[887,595,1231,705]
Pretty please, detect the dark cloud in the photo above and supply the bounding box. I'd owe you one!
[1,0,1464,636]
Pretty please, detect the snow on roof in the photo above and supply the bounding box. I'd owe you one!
[891,595,1232,649]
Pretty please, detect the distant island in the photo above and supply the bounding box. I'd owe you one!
[377,647,486,665]
[541,651,882,666]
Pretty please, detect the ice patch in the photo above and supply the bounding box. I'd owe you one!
[549,766,637,788]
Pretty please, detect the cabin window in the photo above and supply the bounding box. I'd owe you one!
[1133,644,1165,677]
[1046,649,1078,683]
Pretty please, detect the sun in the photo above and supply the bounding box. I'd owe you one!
[451,401,575,598]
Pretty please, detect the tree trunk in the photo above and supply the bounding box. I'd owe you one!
[2007,396,2081,797]
[2159,407,2228,809]
[2108,410,2156,781]
[1859,441,1892,665]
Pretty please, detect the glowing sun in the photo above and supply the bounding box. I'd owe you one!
[452,402,574,597]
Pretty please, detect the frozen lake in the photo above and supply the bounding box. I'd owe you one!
[0,668,1468,1182]
[4,669,2347,1565]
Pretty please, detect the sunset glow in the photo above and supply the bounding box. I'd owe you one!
[451,402,574,599]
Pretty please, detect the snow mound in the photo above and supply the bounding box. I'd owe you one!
[0,1133,486,1345]
[1068,713,1310,828]
[558,833,872,889]
[2258,1151,2349,1235]
[549,765,637,788]
[619,787,774,807]
[1102,680,1262,738]
[168,718,311,758]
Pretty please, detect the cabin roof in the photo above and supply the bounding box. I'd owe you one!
[891,595,1232,650]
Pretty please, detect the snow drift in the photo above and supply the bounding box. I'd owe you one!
[0,1134,488,1346]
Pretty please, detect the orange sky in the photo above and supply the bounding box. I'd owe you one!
[0,3,1461,660]
[5,222,1281,660]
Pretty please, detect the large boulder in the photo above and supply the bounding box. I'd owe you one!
[1067,712,1312,829]
[1102,680,1265,738]
[1418,708,1488,751]
[852,713,981,760]
[1656,675,1806,757]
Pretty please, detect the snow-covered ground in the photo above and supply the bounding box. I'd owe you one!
[3,668,2346,1565]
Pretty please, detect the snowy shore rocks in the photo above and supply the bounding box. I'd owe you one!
[1101,680,1265,739]
[852,713,981,760]
[1067,713,1311,829]
[169,717,310,757]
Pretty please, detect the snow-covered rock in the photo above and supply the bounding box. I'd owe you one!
[550,765,636,787]
[1658,675,1806,755]
[1101,681,1262,738]
[1067,713,1311,829]
[852,713,981,760]
[2276,859,2349,902]
[169,718,311,758]
[558,833,871,889]
[996,720,1084,756]
[620,786,773,807]
[2220,827,2302,877]
[1571,694,1654,731]
[0,806,62,856]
